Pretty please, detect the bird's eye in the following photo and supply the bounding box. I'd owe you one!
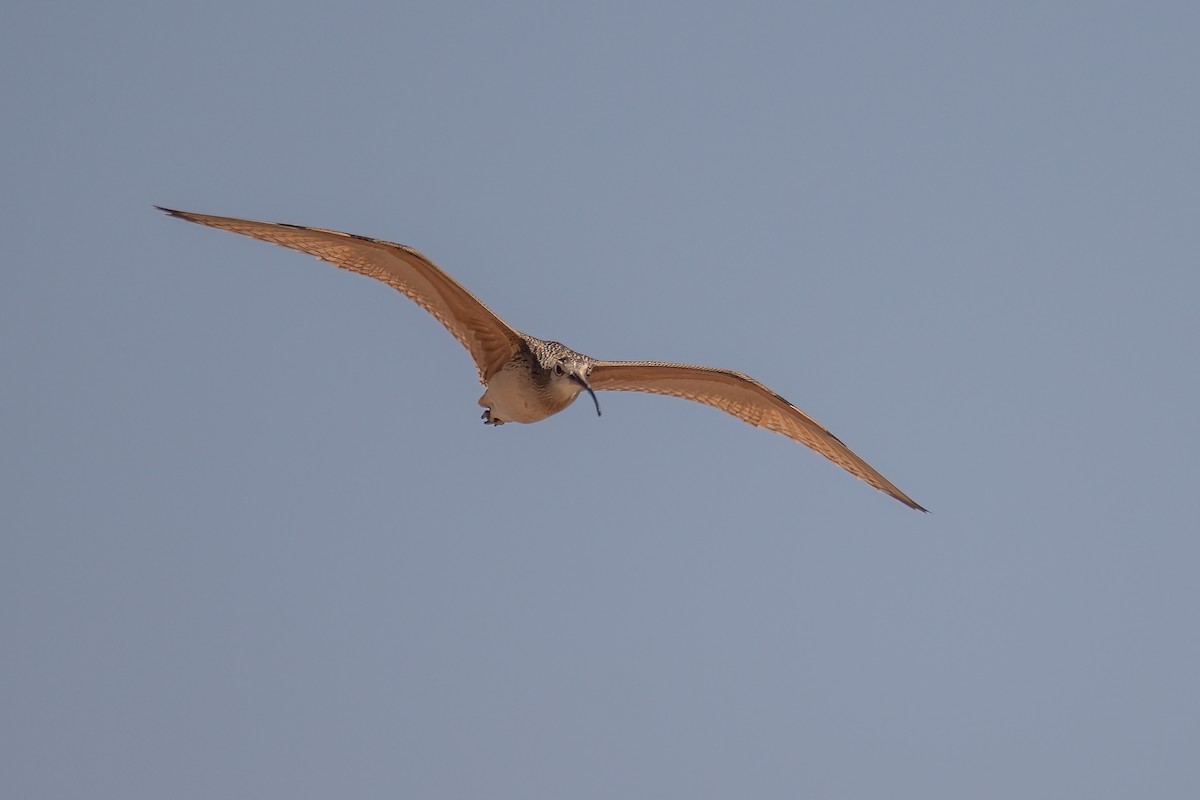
[554,363,565,376]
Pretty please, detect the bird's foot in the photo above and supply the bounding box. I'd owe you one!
[481,408,505,426]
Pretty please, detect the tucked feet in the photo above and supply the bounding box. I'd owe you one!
[481,408,505,426]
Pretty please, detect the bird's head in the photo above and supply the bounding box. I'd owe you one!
[537,341,601,417]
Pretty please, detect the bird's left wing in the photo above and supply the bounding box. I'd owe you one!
[157,208,524,382]
[588,360,926,511]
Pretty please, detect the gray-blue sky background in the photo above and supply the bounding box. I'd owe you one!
[3,2,1198,797]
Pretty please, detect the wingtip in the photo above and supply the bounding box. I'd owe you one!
[893,492,928,513]
[155,205,184,217]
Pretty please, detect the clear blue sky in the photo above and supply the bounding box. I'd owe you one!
[3,2,1198,797]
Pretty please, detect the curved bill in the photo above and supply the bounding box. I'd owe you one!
[569,373,602,417]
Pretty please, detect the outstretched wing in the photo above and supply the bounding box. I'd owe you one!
[158,208,524,382]
[588,360,925,511]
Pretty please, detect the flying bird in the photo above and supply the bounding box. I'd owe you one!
[158,207,926,511]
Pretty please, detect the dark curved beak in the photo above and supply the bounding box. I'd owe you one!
[569,373,602,417]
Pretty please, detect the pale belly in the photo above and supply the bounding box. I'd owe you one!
[478,366,577,424]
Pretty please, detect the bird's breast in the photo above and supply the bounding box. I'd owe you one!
[480,363,578,424]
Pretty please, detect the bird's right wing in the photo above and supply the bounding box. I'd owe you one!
[158,208,524,383]
[588,360,925,510]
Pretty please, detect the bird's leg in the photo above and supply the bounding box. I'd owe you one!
[478,389,505,425]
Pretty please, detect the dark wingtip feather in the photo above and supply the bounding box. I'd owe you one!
[906,498,930,513]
